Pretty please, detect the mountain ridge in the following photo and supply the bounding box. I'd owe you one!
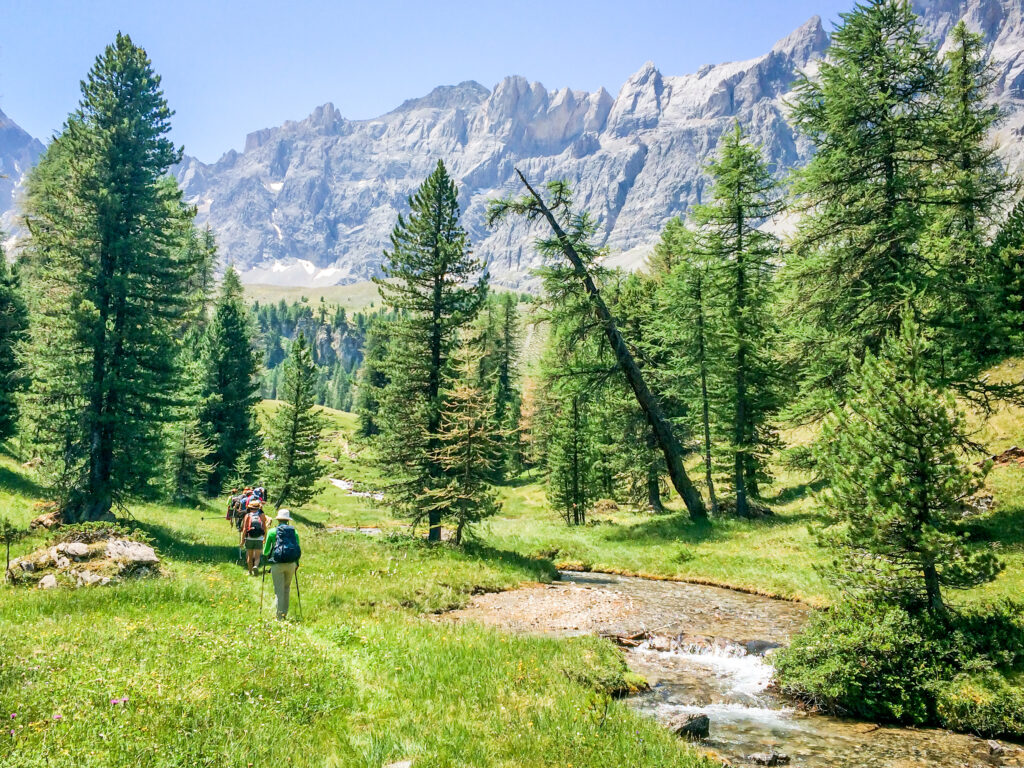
[3,1,1024,286]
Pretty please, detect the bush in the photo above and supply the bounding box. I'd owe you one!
[936,670,1024,738]
[773,601,945,724]
[773,598,1024,731]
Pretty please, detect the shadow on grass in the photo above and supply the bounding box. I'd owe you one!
[132,519,241,565]
[461,540,560,581]
[290,511,326,530]
[965,504,1024,549]
[0,462,47,499]
[603,513,726,545]
[763,477,828,505]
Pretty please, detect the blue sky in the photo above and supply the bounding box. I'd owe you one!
[2,0,853,162]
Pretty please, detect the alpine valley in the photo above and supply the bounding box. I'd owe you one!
[4,0,1024,287]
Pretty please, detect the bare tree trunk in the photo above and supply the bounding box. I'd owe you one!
[515,171,707,520]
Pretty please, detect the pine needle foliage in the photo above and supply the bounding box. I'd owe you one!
[20,34,194,520]
[815,319,1002,620]
[0,244,28,442]
[199,267,262,494]
[373,160,487,540]
[265,332,325,509]
[419,350,503,544]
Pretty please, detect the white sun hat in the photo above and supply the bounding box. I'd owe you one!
[276,508,292,521]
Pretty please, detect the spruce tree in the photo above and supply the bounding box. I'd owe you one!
[374,160,487,540]
[419,351,503,544]
[691,124,782,516]
[266,332,325,509]
[0,243,28,442]
[199,267,261,494]
[164,350,215,503]
[546,389,596,526]
[21,34,193,520]
[816,319,1002,620]
[355,317,392,437]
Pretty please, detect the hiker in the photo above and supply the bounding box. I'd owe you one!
[263,509,301,619]
[233,488,253,531]
[241,498,268,575]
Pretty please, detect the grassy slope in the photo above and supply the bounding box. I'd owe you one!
[0,446,709,768]
[243,281,382,312]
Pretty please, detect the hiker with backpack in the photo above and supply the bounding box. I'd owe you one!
[241,499,268,575]
[263,509,301,619]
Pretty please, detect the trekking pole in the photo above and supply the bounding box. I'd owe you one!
[260,565,267,612]
[295,569,303,621]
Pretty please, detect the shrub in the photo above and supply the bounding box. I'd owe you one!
[936,671,1024,738]
[773,600,945,724]
[774,598,1024,736]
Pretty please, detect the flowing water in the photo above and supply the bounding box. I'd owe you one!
[556,572,1022,768]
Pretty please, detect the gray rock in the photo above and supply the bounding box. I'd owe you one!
[988,740,1007,756]
[669,713,710,741]
[745,640,783,656]
[746,751,790,766]
[38,574,58,590]
[55,556,70,570]
[76,571,107,587]
[105,539,158,566]
[64,542,89,559]
[18,559,34,573]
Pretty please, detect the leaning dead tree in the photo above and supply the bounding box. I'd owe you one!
[487,171,708,520]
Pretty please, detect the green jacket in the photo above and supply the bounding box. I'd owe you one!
[263,525,300,559]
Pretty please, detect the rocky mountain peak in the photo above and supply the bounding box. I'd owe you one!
[394,81,491,113]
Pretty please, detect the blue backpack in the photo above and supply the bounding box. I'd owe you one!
[271,524,301,564]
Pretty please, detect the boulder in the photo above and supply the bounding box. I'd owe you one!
[18,560,35,573]
[55,556,70,570]
[989,740,1007,756]
[29,510,62,530]
[746,752,790,766]
[76,571,109,587]
[744,640,783,656]
[105,539,158,567]
[669,713,710,741]
[38,574,58,590]
[63,542,89,559]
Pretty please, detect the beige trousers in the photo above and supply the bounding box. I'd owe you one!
[270,562,297,618]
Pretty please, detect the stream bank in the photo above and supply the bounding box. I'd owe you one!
[443,571,1023,767]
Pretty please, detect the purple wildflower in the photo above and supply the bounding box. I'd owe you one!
[52,714,62,721]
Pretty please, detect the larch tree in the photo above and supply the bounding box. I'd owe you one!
[691,124,783,517]
[374,160,487,541]
[265,332,325,509]
[653,219,720,514]
[488,175,708,520]
[21,34,194,520]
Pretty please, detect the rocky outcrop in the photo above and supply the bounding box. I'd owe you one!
[0,108,44,245]
[171,17,832,288]
[4,3,1024,287]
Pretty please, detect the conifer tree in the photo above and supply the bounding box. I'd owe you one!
[0,243,28,442]
[164,351,215,502]
[654,220,720,514]
[228,413,265,490]
[929,20,1017,366]
[489,175,708,519]
[266,332,325,508]
[816,319,1002,620]
[21,34,193,520]
[355,318,392,437]
[786,0,943,408]
[546,389,596,526]
[691,124,782,516]
[199,267,261,494]
[374,160,487,540]
[419,351,503,544]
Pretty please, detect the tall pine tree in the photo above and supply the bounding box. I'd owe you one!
[266,332,325,509]
[691,124,782,516]
[199,267,261,494]
[21,34,193,519]
[374,160,487,540]
[0,242,28,442]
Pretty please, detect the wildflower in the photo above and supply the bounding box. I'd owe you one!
[52,714,62,721]
[9,714,14,719]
